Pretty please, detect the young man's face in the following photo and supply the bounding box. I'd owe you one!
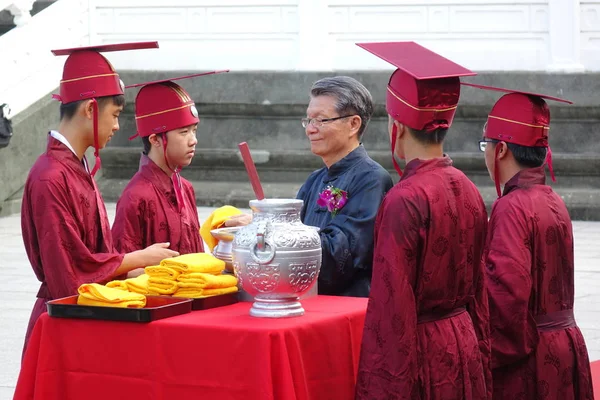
[164,124,198,168]
[481,124,496,181]
[97,100,123,149]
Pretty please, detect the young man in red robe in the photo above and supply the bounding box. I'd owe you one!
[20,43,180,355]
[355,42,492,399]
[111,72,246,254]
[466,82,594,399]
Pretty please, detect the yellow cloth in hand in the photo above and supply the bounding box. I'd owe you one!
[106,280,128,291]
[145,265,180,280]
[77,283,146,308]
[200,205,243,251]
[148,277,178,295]
[175,286,238,299]
[125,274,149,295]
[160,253,225,275]
[177,273,238,289]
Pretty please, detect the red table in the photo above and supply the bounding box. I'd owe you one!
[14,295,367,400]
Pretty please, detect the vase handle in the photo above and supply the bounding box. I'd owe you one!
[251,220,276,264]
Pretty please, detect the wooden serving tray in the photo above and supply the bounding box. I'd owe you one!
[173,292,239,311]
[47,295,192,322]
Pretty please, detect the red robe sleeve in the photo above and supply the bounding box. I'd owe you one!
[112,190,147,253]
[27,177,124,299]
[355,191,420,399]
[485,204,539,369]
[466,205,493,398]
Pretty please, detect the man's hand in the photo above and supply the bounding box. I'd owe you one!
[141,242,179,266]
[126,267,146,279]
[223,214,252,227]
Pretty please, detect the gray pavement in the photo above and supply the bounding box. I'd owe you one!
[1,205,599,400]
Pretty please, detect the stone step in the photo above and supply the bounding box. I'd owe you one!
[97,147,600,220]
[111,70,600,154]
[95,177,600,221]
[100,147,600,188]
[108,106,600,154]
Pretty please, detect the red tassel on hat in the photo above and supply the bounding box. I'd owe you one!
[90,99,101,177]
[546,146,556,182]
[493,144,502,198]
[390,124,403,177]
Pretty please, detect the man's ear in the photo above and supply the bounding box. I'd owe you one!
[81,99,95,120]
[496,141,509,160]
[395,121,407,139]
[148,133,162,148]
[348,115,362,138]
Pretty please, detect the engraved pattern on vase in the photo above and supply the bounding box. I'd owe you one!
[234,228,255,247]
[289,261,319,293]
[232,261,244,288]
[247,263,280,293]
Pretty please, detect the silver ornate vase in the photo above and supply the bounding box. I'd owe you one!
[232,199,322,318]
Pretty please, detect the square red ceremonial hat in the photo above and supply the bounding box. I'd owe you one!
[127,71,229,138]
[52,41,159,104]
[462,82,573,147]
[357,41,476,131]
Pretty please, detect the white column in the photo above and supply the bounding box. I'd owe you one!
[547,0,585,72]
[6,0,35,27]
[297,0,332,71]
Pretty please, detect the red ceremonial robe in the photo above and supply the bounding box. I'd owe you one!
[20,136,124,354]
[485,166,594,399]
[111,154,204,254]
[356,156,492,400]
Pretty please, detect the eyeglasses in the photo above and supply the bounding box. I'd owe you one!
[301,115,356,128]
[479,138,498,152]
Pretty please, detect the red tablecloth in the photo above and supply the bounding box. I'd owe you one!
[14,295,367,400]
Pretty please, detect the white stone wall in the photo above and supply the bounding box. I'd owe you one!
[89,0,597,72]
[581,0,600,69]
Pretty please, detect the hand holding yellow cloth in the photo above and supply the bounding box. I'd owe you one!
[160,253,225,275]
[77,283,146,308]
[177,273,238,289]
[174,286,238,299]
[200,205,243,251]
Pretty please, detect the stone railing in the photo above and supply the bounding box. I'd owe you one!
[1,0,35,27]
[0,0,89,118]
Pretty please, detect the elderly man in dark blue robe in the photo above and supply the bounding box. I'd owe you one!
[297,76,393,297]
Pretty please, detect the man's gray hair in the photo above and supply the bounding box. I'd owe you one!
[310,76,374,140]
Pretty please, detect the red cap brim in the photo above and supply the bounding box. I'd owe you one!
[51,41,159,56]
[461,82,573,104]
[356,41,476,80]
[125,70,230,89]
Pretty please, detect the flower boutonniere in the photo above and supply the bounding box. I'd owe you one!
[317,186,348,217]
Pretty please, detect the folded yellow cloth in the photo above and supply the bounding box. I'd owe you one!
[174,286,238,299]
[126,274,150,295]
[77,283,146,308]
[177,273,238,289]
[145,265,180,280]
[147,277,178,295]
[200,205,243,251]
[160,253,225,275]
[106,280,128,291]
[105,274,150,295]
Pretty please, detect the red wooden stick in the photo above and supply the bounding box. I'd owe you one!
[238,142,265,200]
